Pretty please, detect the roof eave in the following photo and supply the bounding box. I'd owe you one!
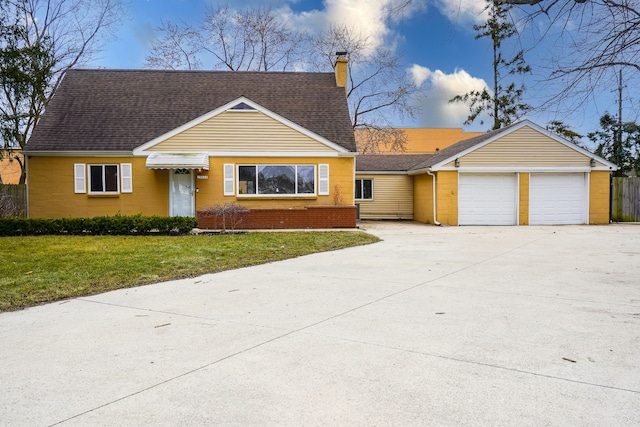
[24,150,133,156]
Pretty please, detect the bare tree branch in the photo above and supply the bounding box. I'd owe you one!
[1,0,124,183]
[504,0,640,118]
[145,20,201,70]
[143,8,420,153]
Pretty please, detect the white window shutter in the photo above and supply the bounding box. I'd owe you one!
[120,163,133,193]
[224,164,235,195]
[74,164,86,193]
[318,164,329,195]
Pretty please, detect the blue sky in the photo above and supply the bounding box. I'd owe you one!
[92,0,638,141]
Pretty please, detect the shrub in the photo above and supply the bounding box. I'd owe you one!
[197,202,249,232]
[0,214,198,236]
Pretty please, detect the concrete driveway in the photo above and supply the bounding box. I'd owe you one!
[1,222,639,426]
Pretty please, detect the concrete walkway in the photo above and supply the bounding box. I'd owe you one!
[1,222,640,426]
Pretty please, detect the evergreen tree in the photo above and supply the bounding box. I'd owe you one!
[588,113,640,177]
[451,0,531,130]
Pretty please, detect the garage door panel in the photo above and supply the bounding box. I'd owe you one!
[529,173,587,225]
[459,174,517,225]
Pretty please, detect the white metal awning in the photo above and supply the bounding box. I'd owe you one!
[146,153,210,170]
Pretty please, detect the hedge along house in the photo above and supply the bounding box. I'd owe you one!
[24,66,358,229]
[357,121,618,225]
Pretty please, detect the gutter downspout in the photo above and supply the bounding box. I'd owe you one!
[426,169,441,226]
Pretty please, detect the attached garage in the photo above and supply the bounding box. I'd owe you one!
[408,120,618,226]
[458,173,517,225]
[529,173,588,225]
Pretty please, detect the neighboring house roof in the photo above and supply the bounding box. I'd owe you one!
[356,154,432,172]
[25,69,356,153]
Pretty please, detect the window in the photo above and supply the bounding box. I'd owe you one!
[74,163,132,194]
[355,179,373,200]
[237,165,316,196]
[89,164,119,193]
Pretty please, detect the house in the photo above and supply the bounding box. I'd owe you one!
[24,65,358,229]
[0,149,23,184]
[355,128,483,154]
[356,121,618,225]
[398,128,485,154]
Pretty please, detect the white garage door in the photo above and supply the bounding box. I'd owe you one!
[529,173,588,225]
[459,173,517,225]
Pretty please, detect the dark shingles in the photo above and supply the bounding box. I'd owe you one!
[356,154,433,172]
[26,69,356,152]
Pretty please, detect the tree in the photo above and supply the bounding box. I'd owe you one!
[145,20,201,70]
[1,2,55,181]
[146,5,308,72]
[546,120,584,146]
[0,0,125,184]
[588,113,640,176]
[311,25,415,153]
[355,128,408,154]
[500,0,640,109]
[451,0,531,130]
[145,8,417,153]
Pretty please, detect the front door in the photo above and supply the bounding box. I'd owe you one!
[170,169,194,217]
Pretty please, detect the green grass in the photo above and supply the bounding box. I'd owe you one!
[0,231,380,311]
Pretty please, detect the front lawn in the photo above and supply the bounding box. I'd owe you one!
[0,231,379,311]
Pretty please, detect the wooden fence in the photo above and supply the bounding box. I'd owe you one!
[611,177,640,222]
[0,184,27,217]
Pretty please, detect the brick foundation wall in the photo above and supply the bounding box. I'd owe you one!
[197,205,357,230]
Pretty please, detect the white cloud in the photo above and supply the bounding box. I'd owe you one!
[409,65,489,128]
[409,64,432,87]
[278,0,427,55]
[324,0,391,50]
[434,0,488,26]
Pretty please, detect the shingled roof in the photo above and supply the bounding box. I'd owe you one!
[410,124,517,171]
[356,154,433,172]
[26,69,356,153]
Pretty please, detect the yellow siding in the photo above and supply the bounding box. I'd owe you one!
[589,171,611,224]
[354,128,482,154]
[435,171,458,225]
[355,174,413,219]
[398,128,483,154]
[28,156,169,218]
[28,156,354,218]
[449,126,594,167]
[413,173,433,224]
[197,156,354,211]
[149,111,334,152]
[519,173,529,225]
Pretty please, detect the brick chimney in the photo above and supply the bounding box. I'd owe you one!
[334,52,348,94]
